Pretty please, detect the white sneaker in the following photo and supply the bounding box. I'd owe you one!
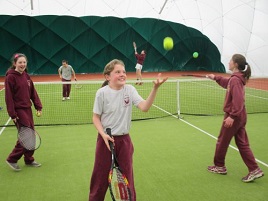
[67,97,70,100]
[62,97,66,101]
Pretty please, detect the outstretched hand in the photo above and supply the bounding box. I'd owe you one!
[153,73,168,89]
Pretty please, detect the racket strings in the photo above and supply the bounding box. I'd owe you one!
[18,127,40,150]
[111,168,131,201]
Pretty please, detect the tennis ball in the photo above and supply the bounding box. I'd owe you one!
[36,111,41,117]
[163,37,173,51]
[193,52,199,58]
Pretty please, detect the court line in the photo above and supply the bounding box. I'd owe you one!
[152,104,268,168]
[0,117,12,136]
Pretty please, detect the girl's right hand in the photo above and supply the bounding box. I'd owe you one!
[206,74,215,80]
[102,134,114,151]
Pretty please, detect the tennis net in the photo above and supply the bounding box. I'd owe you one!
[0,78,267,127]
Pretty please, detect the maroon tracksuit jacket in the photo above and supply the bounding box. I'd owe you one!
[5,69,42,164]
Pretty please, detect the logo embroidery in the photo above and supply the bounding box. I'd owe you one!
[124,95,130,106]
[27,80,31,87]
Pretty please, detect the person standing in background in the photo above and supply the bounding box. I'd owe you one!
[133,42,146,85]
[58,60,76,101]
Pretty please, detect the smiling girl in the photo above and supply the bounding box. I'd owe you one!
[89,59,168,201]
[5,53,42,171]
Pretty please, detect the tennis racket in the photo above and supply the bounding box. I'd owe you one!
[17,123,41,150]
[75,78,83,89]
[106,128,132,201]
[182,74,208,78]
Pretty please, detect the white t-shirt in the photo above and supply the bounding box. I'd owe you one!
[59,65,73,80]
[93,84,144,135]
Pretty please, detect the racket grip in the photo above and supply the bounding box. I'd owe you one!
[106,128,114,149]
[106,128,112,136]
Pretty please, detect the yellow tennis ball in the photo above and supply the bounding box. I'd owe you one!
[193,52,199,58]
[36,111,41,117]
[163,37,173,51]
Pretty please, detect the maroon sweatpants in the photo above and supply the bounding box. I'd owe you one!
[6,108,35,164]
[214,113,259,172]
[62,78,71,98]
[89,134,136,201]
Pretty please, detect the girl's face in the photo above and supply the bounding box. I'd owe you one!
[106,64,127,90]
[14,56,27,74]
[228,59,238,72]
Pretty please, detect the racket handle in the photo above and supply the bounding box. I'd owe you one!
[106,128,114,149]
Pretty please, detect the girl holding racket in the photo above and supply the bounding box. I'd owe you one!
[5,53,43,171]
[89,59,168,201]
[206,54,264,182]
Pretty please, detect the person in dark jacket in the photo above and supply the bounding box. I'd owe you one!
[5,53,43,171]
[206,54,264,182]
[133,42,146,85]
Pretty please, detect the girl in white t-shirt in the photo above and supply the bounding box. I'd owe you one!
[89,59,168,201]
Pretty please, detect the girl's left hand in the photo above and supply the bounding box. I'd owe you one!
[223,116,234,128]
[153,73,168,89]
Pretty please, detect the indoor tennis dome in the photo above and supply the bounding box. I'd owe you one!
[0,0,267,77]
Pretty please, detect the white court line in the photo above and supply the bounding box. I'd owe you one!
[0,117,12,136]
[152,104,268,168]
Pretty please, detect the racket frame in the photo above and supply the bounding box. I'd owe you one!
[74,78,83,89]
[106,128,132,201]
[17,123,41,150]
[182,74,208,78]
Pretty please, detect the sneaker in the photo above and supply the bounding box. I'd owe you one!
[207,165,227,175]
[66,97,70,100]
[62,97,66,101]
[6,161,21,171]
[26,161,42,167]
[242,168,264,183]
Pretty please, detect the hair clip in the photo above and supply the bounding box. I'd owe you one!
[242,64,248,72]
[14,54,19,59]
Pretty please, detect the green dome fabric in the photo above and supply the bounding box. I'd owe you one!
[0,15,225,75]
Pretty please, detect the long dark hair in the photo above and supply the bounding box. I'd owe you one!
[101,59,125,87]
[232,54,251,82]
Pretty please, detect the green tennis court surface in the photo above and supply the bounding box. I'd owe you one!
[0,114,267,201]
[0,78,267,200]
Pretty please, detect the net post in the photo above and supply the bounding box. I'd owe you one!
[176,80,182,118]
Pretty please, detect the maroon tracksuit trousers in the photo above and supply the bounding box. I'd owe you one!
[6,108,35,164]
[62,78,71,98]
[214,113,259,172]
[89,134,136,201]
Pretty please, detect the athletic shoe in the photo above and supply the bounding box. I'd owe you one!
[26,161,42,167]
[67,97,70,100]
[242,168,264,183]
[6,161,21,171]
[62,97,66,101]
[207,165,227,175]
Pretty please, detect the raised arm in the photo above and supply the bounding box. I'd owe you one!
[133,41,137,54]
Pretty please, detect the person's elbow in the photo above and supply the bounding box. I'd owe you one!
[138,102,150,112]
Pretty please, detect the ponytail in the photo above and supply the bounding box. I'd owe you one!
[232,54,251,82]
